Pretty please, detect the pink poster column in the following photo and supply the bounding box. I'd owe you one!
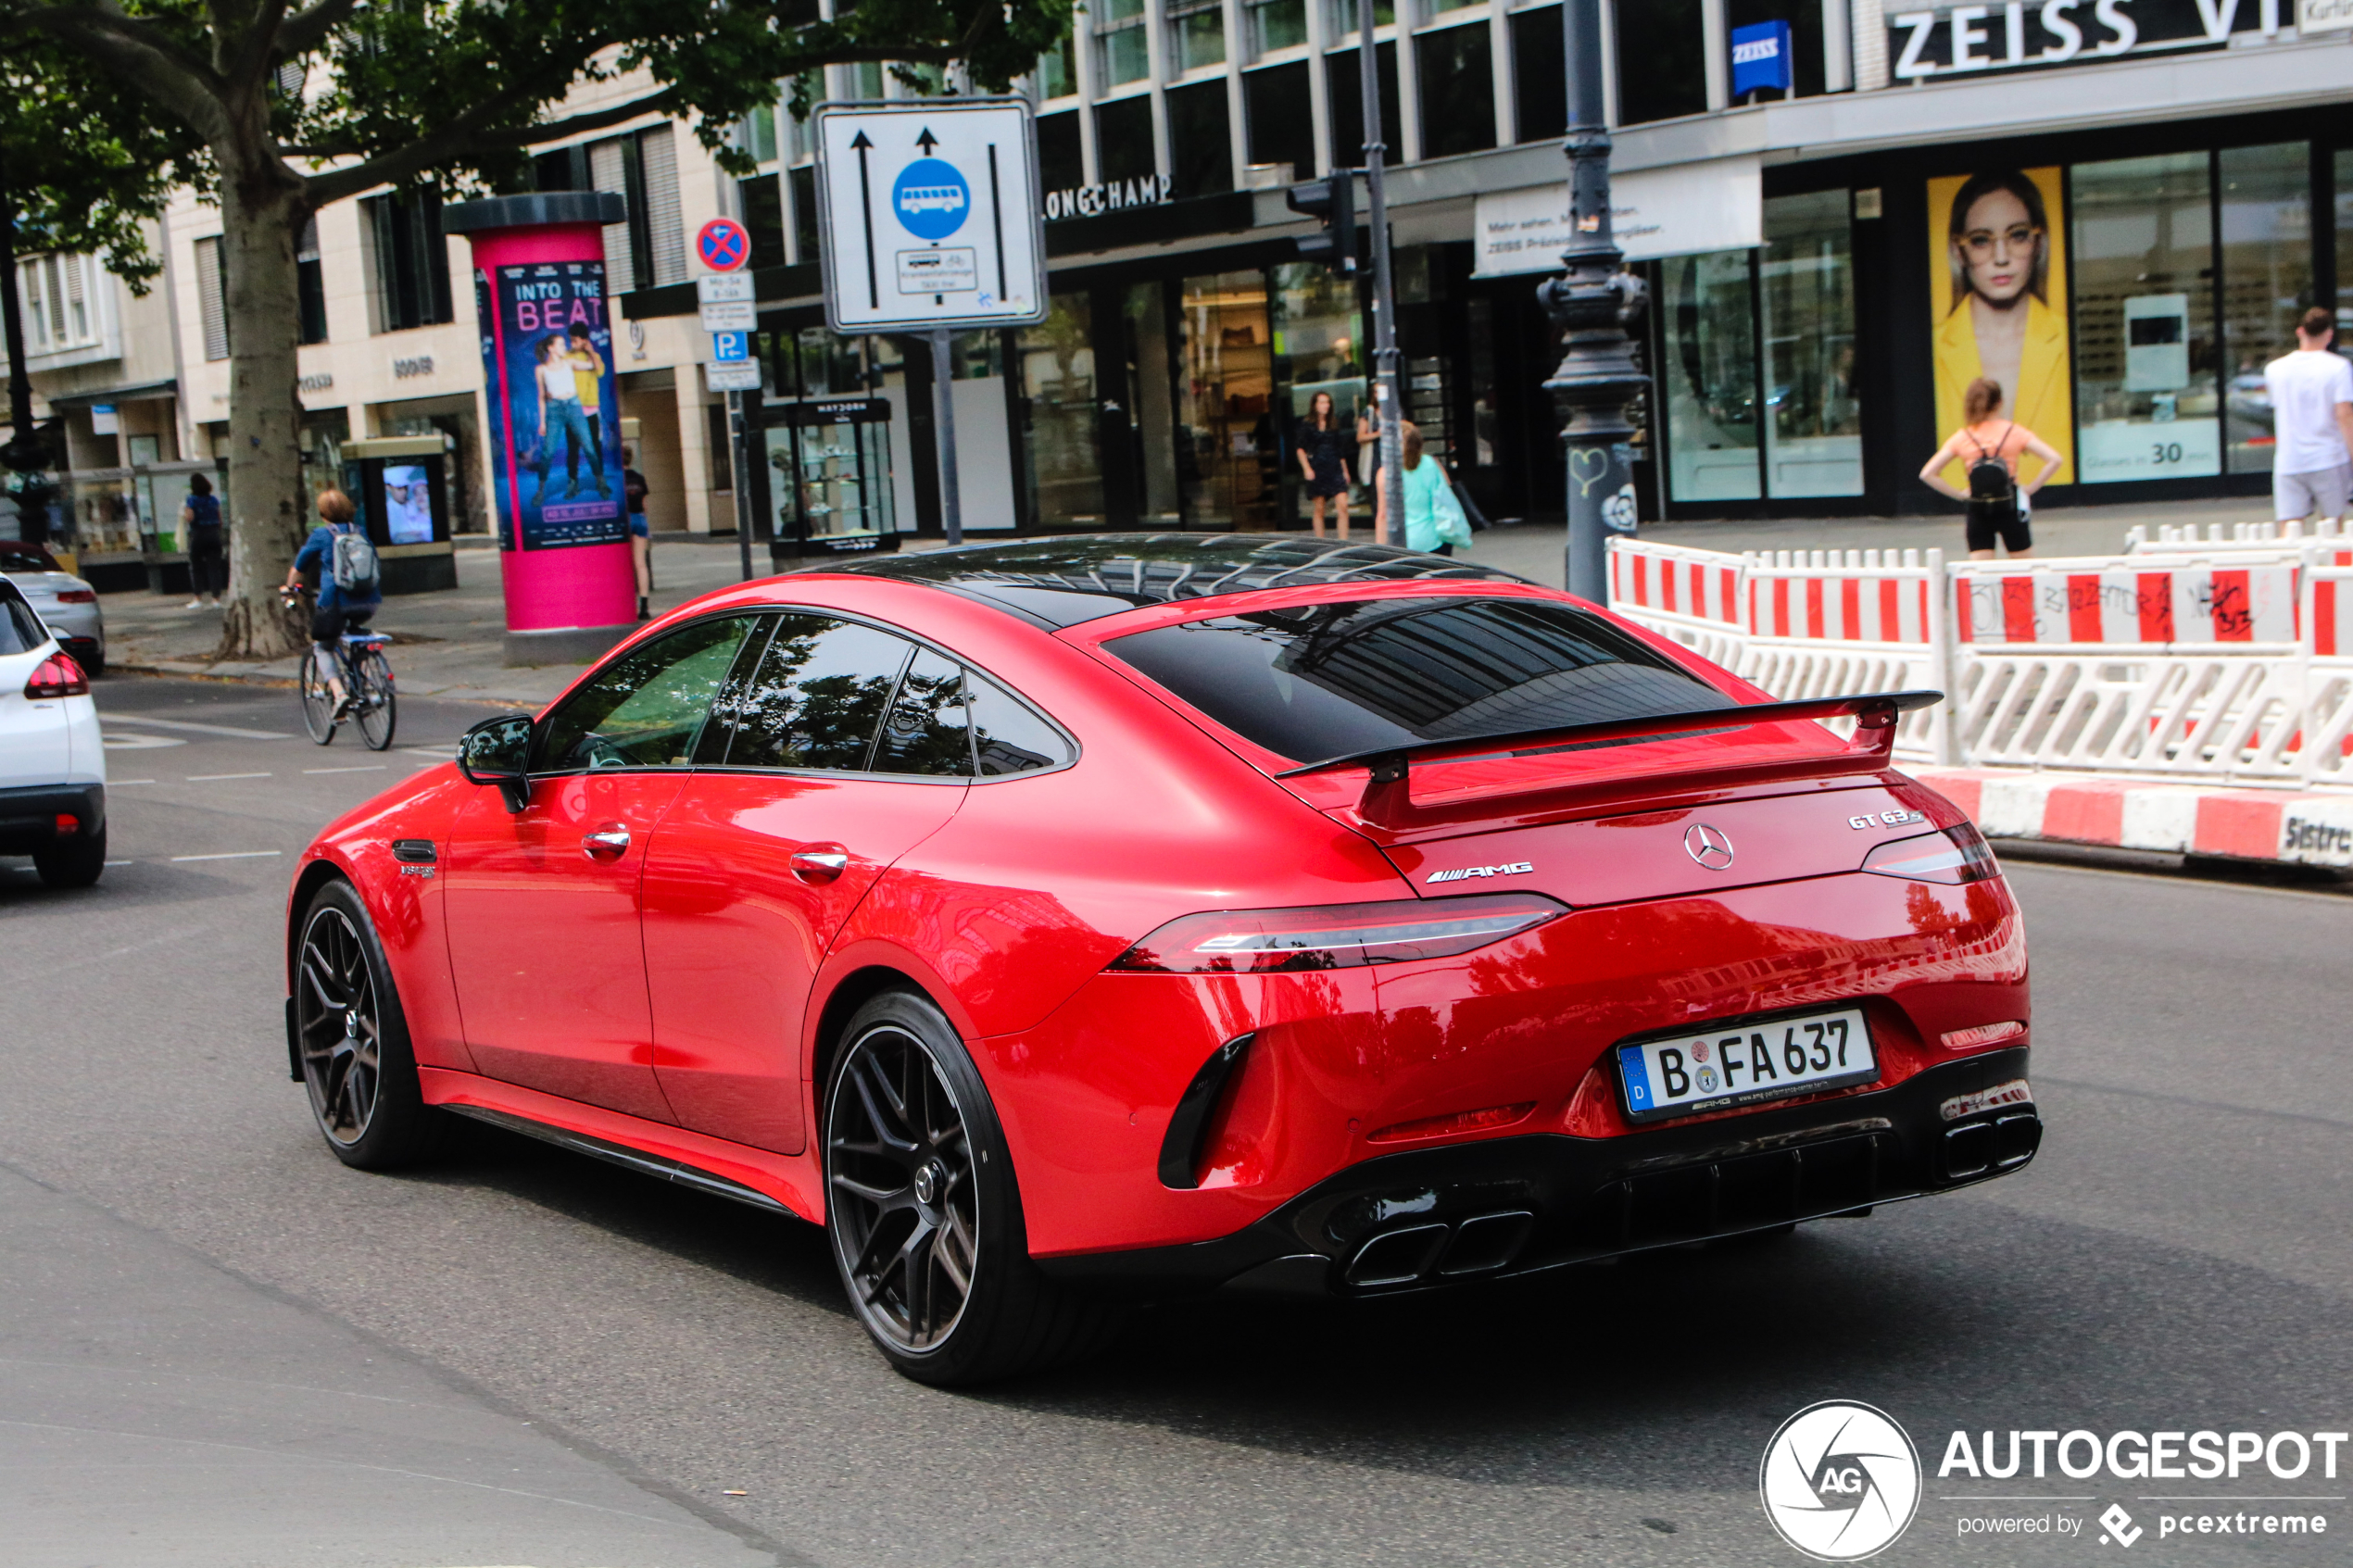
[444,193,639,664]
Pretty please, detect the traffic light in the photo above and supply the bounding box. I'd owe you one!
[1287,172,1357,276]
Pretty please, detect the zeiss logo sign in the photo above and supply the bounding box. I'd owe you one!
[1730,19,1793,94]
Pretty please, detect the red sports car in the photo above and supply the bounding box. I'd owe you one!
[284,535,2037,1384]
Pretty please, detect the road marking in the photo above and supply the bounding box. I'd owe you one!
[186,772,272,782]
[170,850,283,862]
[110,779,156,785]
[402,748,456,760]
[103,714,292,740]
[303,765,385,774]
[104,860,132,866]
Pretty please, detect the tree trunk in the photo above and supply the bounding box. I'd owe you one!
[214,153,312,660]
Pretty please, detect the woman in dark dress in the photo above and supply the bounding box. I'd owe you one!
[1295,390,1351,539]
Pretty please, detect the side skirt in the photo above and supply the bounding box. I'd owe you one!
[418,1066,822,1223]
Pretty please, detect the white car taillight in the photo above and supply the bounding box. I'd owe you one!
[23,652,89,699]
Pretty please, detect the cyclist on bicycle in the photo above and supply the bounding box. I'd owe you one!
[283,488,381,720]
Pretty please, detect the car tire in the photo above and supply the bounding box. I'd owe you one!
[823,988,1118,1386]
[32,822,106,888]
[293,879,444,1170]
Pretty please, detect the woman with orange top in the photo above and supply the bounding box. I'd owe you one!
[1919,375,2065,559]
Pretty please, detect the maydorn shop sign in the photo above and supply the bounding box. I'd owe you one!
[1891,0,2284,80]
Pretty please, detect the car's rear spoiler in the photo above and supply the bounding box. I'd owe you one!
[1274,690,1944,831]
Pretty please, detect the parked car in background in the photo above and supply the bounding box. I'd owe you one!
[0,574,106,888]
[0,541,105,675]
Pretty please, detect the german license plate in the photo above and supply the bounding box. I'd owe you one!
[1617,1008,1877,1123]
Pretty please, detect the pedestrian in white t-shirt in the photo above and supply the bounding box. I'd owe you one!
[2262,307,2353,522]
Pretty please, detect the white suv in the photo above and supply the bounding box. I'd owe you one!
[0,576,106,887]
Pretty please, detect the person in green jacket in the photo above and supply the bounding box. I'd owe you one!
[1371,421,1474,556]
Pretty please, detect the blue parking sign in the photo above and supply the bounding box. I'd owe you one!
[1730,20,1792,97]
[711,330,749,363]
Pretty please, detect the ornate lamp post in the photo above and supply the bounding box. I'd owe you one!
[1539,0,1646,604]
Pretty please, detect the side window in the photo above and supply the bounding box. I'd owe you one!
[871,648,972,776]
[968,672,1074,775]
[535,616,757,772]
[714,613,913,771]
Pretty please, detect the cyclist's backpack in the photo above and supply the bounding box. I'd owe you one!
[329,525,380,596]
[1966,424,2017,504]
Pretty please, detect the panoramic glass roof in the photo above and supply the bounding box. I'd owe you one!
[815,533,1527,627]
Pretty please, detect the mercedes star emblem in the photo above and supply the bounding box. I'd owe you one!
[1684,822,1736,870]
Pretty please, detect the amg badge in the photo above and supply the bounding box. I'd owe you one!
[1426,860,1534,884]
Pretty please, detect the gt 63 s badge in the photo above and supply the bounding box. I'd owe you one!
[1759,1400,1921,1560]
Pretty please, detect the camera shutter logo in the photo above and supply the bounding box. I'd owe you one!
[1758,1400,1921,1561]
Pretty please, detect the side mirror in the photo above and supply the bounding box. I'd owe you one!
[458,714,534,812]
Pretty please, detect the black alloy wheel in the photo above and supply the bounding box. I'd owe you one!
[293,881,440,1169]
[824,990,1116,1385]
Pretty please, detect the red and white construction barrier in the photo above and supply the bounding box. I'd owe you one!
[1604,533,2353,792]
[1909,768,2353,869]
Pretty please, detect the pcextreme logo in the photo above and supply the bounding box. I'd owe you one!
[1759,1400,1924,1561]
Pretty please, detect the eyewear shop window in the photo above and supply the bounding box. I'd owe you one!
[1661,191,1864,504]
[1662,143,2330,509]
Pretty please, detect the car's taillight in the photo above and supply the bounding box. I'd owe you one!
[1861,822,1999,884]
[23,652,88,699]
[54,589,96,604]
[1108,892,1568,974]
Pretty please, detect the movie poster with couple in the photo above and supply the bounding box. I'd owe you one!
[479,259,626,551]
[1926,167,2072,494]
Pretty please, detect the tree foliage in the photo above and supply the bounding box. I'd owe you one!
[0,35,206,290]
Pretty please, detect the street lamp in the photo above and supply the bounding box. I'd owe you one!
[1540,0,1646,604]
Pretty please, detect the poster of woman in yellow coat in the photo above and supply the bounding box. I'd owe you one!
[1929,168,2072,491]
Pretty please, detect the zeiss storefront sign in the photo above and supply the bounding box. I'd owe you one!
[1891,0,2277,80]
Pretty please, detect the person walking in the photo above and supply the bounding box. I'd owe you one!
[623,445,652,620]
[181,472,225,608]
[1371,421,1474,557]
[2262,307,2353,523]
[283,489,381,719]
[1919,376,2064,559]
[1294,391,1352,539]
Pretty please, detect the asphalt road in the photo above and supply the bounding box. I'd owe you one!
[4,675,2348,1568]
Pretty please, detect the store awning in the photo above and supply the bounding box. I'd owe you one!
[44,379,180,410]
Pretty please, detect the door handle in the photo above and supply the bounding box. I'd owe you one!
[582,825,631,861]
[791,846,849,884]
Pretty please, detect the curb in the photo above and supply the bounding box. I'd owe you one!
[112,659,300,689]
[1909,768,2353,871]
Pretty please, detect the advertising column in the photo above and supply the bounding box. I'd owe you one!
[442,192,637,664]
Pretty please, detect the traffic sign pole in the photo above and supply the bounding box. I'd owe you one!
[929,328,962,546]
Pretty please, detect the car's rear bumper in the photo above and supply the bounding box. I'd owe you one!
[0,781,105,855]
[1034,1046,2037,1299]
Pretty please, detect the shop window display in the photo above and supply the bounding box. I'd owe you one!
[1124,282,1183,524]
[1020,294,1108,524]
[2219,143,2313,476]
[1179,271,1278,529]
[1662,249,1761,503]
[2336,150,2353,346]
[1760,190,1862,497]
[2071,153,2219,484]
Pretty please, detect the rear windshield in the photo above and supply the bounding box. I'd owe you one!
[1103,596,1729,764]
[0,588,48,656]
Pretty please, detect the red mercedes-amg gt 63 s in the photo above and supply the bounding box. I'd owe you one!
[284,535,2036,1384]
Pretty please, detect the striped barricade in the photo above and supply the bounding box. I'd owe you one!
[1604,536,1748,670]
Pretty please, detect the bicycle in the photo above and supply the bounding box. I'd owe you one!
[282,586,397,750]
